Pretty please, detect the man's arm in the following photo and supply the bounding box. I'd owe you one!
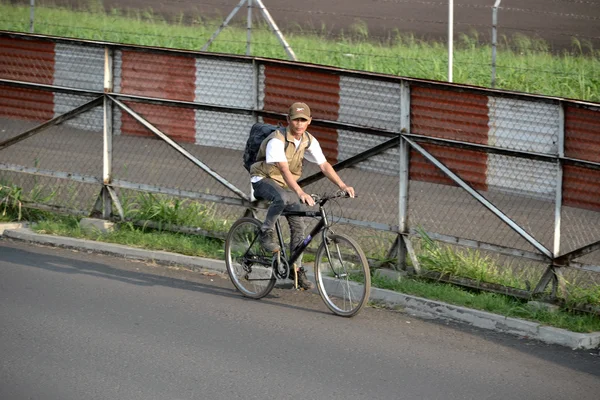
[319,162,355,198]
[274,161,316,206]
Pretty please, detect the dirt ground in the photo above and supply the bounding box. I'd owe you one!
[34,0,600,52]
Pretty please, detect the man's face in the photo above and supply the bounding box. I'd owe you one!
[288,116,311,136]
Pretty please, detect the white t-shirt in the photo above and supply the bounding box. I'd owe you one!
[250,135,327,183]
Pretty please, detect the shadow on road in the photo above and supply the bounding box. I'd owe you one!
[0,240,330,316]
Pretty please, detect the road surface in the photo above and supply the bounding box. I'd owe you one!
[1,239,599,400]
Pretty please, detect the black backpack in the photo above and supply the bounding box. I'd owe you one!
[243,123,285,172]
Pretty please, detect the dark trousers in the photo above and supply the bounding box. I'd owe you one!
[252,178,306,258]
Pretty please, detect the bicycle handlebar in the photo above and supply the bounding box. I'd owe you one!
[310,190,353,205]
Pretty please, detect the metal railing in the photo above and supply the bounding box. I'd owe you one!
[1,32,599,305]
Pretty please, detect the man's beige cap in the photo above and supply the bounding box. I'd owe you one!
[288,102,311,119]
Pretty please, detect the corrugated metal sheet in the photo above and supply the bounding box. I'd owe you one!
[54,43,104,91]
[487,154,556,200]
[195,58,254,108]
[338,76,402,130]
[488,97,559,154]
[195,110,254,150]
[117,50,195,101]
[409,143,488,191]
[337,130,398,175]
[54,93,103,132]
[563,165,600,212]
[411,86,489,144]
[260,64,341,163]
[564,105,600,163]
[120,102,195,143]
[0,37,54,84]
[0,86,53,121]
[259,64,340,120]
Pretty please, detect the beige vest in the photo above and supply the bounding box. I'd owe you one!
[250,128,314,188]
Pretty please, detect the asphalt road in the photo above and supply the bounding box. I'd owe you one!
[1,239,599,400]
[43,0,600,51]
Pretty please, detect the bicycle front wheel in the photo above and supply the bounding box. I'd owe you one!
[225,217,276,299]
[314,233,371,317]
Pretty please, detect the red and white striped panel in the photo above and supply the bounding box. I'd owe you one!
[410,86,489,190]
[114,50,196,143]
[0,37,105,130]
[410,87,565,201]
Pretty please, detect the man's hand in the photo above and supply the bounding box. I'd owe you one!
[298,191,316,206]
[340,185,355,198]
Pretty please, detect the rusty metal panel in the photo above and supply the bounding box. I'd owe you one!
[564,105,600,163]
[115,50,195,102]
[259,64,340,120]
[195,57,254,108]
[0,86,54,121]
[488,97,559,154]
[411,86,489,144]
[119,102,196,143]
[54,43,104,91]
[195,110,254,150]
[410,144,488,191]
[563,165,600,212]
[338,76,402,131]
[0,36,54,84]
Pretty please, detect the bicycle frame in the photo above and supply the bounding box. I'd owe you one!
[275,202,330,267]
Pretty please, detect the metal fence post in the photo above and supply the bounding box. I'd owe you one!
[448,0,454,82]
[397,81,411,270]
[102,46,114,219]
[491,0,502,88]
[246,0,253,56]
[29,0,35,33]
[554,103,565,258]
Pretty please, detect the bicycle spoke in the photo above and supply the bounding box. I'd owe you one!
[315,234,370,317]
[225,218,276,299]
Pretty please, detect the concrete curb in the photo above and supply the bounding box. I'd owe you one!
[2,225,600,350]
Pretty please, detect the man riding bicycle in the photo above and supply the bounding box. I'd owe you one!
[249,102,355,290]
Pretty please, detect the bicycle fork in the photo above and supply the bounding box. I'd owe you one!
[324,236,347,279]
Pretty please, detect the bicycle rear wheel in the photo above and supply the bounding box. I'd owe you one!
[314,233,371,317]
[225,217,276,299]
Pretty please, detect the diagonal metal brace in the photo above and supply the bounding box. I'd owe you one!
[298,136,400,187]
[109,95,250,202]
[554,239,600,266]
[404,136,553,259]
[0,96,103,151]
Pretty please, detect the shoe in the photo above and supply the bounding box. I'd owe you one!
[296,267,314,290]
[259,229,280,253]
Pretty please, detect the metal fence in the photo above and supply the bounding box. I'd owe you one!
[1,31,600,302]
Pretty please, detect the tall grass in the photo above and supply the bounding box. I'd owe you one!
[1,2,598,102]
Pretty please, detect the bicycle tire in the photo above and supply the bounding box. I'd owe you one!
[225,217,276,299]
[314,233,371,317]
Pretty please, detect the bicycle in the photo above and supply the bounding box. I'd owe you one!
[224,190,371,317]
